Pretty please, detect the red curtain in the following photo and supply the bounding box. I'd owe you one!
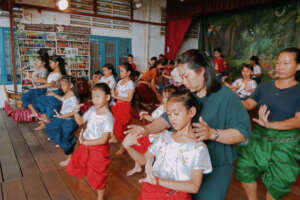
[165,17,192,60]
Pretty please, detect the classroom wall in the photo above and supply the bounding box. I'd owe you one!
[0,0,166,108]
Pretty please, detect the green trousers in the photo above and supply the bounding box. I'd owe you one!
[236,126,300,199]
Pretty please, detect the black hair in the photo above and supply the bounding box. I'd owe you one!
[94,70,103,76]
[128,54,134,58]
[151,56,157,61]
[168,88,202,122]
[169,60,175,65]
[49,55,67,75]
[213,48,223,57]
[250,56,260,65]
[162,85,178,96]
[120,62,135,81]
[242,63,254,71]
[61,75,79,97]
[92,82,111,100]
[279,47,300,82]
[159,54,164,58]
[37,48,52,72]
[177,49,221,96]
[103,63,117,78]
[132,70,140,79]
[157,58,168,66]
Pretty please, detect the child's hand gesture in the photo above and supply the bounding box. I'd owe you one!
[53,109,61,118]
[139,161,157,185]
[139,111,148,120]
[122,133,142,149]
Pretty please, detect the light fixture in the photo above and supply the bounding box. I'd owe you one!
[57,0,69,11]
[133,0,142,10]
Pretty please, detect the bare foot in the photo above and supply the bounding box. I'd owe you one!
[115,147,125,156]
[59,156,71,167]
[127,164,142,176]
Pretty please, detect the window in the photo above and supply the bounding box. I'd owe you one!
[0,27,21,84]
[70,0,132,30]
[160,7,166,35]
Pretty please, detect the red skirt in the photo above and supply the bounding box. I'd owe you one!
[139,182,191,200]
[133,136,151,154]
[112,101,132,141]
[136,83,158,104]
[66,144,110,190]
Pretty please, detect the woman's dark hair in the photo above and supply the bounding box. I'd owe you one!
[162,85,179,96]
[242,63,254,71]
[37,48,52,72]
[169,60,175,65]
[61,75,79,97]
[49,55,67,75]
[120,62,134,81]
[250,56,260,65]
[92,82,111,101]
[168,88,202,122]
[280,47,300,82]
[177,49,221,96]
[213,48,223,57]
[103,63,117,78]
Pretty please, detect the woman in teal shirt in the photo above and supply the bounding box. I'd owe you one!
[125,49,251,200]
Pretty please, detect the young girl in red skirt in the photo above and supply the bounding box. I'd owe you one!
[67,83,114,200]
[126,85,178,177]
[111,62,135,155]
[123,89,212,200]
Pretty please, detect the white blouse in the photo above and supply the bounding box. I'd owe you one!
[82,106,114,140]
[171,68,182,85]
[116,80,135,98]
[99,75,116,90]
[232,78,257,98]
[151,104,164,119]
[253,65,262,77]
[149,131,212,181]
[33,68,48,79]
[60,96,78,115]
[47,72,62,91]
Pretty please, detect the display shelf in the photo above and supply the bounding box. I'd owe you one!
[17,31,90,90]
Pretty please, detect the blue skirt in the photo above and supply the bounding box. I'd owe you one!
[22,88,47,108]
[36,89,63,119]
[45,117,77,155]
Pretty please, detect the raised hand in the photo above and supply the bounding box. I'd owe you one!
[124,125,147,136]
[192,117,215,141]
[122,133,142,148]
[253,105,271,128]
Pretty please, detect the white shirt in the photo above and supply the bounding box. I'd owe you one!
[33,68,48,79]
[149,131,212,181]
[233,78,257,98]
[99,75,116,90]
[116,80,135,98]
[82,106,114,140]
[47,72,62,91]
[253,65,262,77]
[171,68,182,85]
[151,104,164,119]
[60,96,78,115]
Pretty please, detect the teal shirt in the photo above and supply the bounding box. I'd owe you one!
[162,85,251,167]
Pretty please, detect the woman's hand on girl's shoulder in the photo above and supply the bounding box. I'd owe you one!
[192,117,215,141]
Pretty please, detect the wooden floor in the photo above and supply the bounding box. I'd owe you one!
[0,109,299,200]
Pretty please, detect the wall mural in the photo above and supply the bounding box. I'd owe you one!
[205,1,300,79]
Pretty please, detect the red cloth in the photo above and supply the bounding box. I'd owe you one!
[213,57,228,74]
[136,82,158,105]
[112,101,132,141]
[4,101,14,116]
[131,62,137,71]
[165,17,192,60]
[139,182,191,200]
[67,144,110,190]
[80,101,94,114]
[4,101,39,122]
[133,136,151,154]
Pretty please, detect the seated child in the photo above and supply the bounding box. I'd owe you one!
[45,76,79,166]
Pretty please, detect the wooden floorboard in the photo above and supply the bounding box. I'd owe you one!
[0,110,300,200]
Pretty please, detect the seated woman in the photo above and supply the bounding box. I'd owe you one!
[230,64,257,100]
[123,89,212,200]
[33,55,67,130]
